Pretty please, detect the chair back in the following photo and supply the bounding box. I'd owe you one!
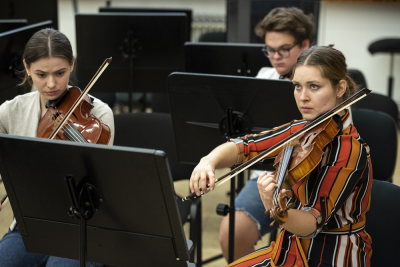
[348,69,398,125]
[113,112,194,181]
[365,180,400,265]
[352,108,397,181]
[354,92,399,125]
[348,69,368,89]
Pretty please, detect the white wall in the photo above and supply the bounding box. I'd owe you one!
[318,2,400,104]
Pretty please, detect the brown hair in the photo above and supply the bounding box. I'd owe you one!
[292,45,357,101]
[254,7,313,46]
[21,28,73,86]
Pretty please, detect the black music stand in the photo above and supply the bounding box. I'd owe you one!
[99,7,192,42]
[185,42,271,77]
[0,19,28,33]
[167,72,301,263]
[167,72,301,164]
[75,13,188,112]
[0,0,58,29]
[0,134,195,267]
[0,20,53,104]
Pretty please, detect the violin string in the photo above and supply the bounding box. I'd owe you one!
[64,124,88,143]
[56,115,88,143]
[273,145,294,203]
[66,124,88,143]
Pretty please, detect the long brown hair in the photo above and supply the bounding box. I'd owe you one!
[292,45,357,101]
[21,28,73,86]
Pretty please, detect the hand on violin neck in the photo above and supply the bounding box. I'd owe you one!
[257,171,278,211]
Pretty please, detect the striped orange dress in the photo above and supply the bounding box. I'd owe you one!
[228,110,372,267]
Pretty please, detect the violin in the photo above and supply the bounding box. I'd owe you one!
[1,58,112,207]
[36,86,111,144]
[266,116,341,225]
[183,88,372,202]
[36,57,112,144]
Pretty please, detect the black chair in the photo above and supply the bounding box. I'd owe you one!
[353,92,399,126]
[352,108,397,182]
[368,38,400,98]
[113,112,202,266]
[348,68,368,89]
[90,92,116,110]
[365,180,400,266]
[348,69,399,125]
[198,31,226,42]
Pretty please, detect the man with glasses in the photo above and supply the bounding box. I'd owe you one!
[219,7,313,262]
[256,7,312,80]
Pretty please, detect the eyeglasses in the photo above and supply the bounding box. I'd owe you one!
[262,43,298,59]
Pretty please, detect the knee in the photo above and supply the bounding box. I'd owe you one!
[219,211,259,244]
[219,214,230,246]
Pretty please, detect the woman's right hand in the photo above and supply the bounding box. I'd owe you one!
[189,158,217,197]
[189,141,239,197]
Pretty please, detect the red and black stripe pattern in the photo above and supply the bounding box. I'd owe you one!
[228,110,372,267]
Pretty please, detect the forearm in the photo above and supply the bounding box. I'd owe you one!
[282,209,317,237]
[200,141,239,169]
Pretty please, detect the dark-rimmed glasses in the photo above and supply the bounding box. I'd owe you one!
[262,43,298,59]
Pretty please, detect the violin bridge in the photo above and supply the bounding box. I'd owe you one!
[288,138,300,147]
[53,112,65,127]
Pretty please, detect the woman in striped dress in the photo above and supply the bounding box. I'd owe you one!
[189,45,372,267]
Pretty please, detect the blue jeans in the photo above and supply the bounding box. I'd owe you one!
[0,226,104,267]
[235,172,278,237]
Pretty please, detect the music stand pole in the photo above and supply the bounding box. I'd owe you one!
[225,108,235,263]
[65,175,103,267]
[120,30,139,113]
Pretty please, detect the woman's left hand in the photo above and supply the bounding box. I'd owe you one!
[257,171,278,211]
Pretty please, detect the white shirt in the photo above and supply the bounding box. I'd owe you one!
[256,67,280,79]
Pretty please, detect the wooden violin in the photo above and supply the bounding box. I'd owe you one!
[266,116,341,225]
[183,88,372,201]
[37,57,112,144]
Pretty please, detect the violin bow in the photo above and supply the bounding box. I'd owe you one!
[183,88,372,201]
[48,57,112,140]
[1,194,8,206]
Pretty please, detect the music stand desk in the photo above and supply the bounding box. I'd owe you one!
[167,72,301,165]
[0,134,194,267]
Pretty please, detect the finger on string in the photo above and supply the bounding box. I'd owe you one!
[258,170,269,179]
